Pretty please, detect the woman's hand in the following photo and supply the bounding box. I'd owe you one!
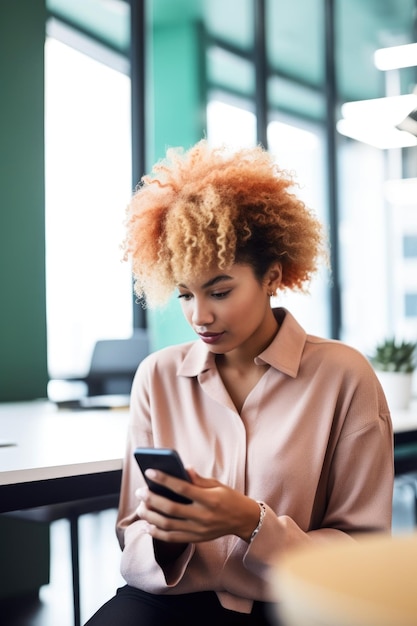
[136,468,261,544]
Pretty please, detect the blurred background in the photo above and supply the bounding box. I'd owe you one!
[1,0,417,402]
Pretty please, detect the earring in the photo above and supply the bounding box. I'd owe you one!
[268,291,275,297]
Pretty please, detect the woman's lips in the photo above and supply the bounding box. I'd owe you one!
[198,332,224,344]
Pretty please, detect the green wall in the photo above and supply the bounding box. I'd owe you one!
[0,0,48,401]
[146,18,207,351]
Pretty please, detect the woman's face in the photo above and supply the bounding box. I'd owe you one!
[177,262,280,358]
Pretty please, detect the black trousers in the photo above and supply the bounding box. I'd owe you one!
[83,585,280,626]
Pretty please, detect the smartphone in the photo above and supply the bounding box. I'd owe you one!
[134,447,192,504]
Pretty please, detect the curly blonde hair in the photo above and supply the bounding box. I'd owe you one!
[123,140,327,307]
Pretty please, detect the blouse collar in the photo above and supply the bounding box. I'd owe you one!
[177,308,307,379]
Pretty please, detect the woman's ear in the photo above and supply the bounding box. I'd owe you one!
[265,262,282,297]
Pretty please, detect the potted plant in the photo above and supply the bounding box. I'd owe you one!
[369,338,416,410]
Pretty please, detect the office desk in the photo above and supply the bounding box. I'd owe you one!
[0,401,129,513]
[1,401,416,514]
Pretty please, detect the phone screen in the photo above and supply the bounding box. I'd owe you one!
[134,447,192,504]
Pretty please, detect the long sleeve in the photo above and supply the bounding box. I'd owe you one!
[115,309,394,613]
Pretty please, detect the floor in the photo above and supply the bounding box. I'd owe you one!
[1,477,416,626]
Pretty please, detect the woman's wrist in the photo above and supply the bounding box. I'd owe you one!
[239,499,266,543]
[249,501,266,542]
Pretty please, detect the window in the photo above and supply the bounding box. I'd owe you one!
[267,116,329,337]
[405,294,417,318]
[404,235,417,258]
[45,34,133,380]
[207,97,256,147]
[207,96,330,337]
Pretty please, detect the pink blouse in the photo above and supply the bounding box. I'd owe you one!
[116,308,394,613]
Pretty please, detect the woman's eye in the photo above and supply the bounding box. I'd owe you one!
[178,293,192,300]
[212,290,231,299]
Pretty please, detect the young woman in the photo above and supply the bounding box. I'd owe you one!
[85,141,393,626]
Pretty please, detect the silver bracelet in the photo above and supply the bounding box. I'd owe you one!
[250,501,266,542]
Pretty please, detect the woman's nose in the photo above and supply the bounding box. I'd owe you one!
[191,298,214,327]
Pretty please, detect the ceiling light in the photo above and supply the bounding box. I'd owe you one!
[374,42,417,71]
[336,118,417,149]
[337,93,417,148]
[341,94,417,126]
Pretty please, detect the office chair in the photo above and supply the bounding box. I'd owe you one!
[68,329,150,397]
[5,494,119,626]
[50,330,150,407]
